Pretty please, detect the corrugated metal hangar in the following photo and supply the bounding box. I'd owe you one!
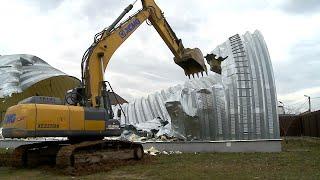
[0,54,80,122]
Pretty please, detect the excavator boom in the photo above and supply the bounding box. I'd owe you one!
[82,0,207,107]
[141,0,207,76]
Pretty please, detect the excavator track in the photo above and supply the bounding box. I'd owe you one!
[10,140,143,168]
[56,140,144,168]
[11,141,69,167]
[56,140,105,167]
[11,144,30,167]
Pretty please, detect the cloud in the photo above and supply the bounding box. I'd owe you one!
[280,0,320,14]
[275,38,320,93]
[77,0,129,20]
[24,0,63,12]
[278,86,320,112]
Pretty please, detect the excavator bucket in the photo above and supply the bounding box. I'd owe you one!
[174,48,207,78]
[204,53,228,75]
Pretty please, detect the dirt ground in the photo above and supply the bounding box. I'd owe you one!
[0,137,320,179]
[61,156,155,176]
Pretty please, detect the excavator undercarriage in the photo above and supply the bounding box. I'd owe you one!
[11,140,143,168]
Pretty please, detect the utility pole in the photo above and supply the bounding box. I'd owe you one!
[278,101,285,114]
[304,95,311,113]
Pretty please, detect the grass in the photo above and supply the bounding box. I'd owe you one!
[0,137,320,179]
[0,147,13,154]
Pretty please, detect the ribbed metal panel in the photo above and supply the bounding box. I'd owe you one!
[210,30,279,140]
[114,30,279,140]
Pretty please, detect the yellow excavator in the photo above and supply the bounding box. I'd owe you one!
[1,0,209,167]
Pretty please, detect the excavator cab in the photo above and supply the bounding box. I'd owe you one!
[174,48,207,77]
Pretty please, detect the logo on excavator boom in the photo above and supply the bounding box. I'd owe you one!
[119,18,140,39]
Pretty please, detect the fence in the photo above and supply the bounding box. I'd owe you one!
[279,110,320,137]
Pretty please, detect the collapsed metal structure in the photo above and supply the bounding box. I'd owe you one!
[115,30,280,141]
[0,54,80,122]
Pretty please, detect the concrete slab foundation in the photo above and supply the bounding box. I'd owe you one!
[0,139,282,152]
[142,139,282,152]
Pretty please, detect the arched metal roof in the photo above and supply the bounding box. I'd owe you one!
[0,54,80,121]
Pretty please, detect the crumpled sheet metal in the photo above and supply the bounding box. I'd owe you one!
[115,30,280,141]
[0,54,67,98]
[113,74,223,140]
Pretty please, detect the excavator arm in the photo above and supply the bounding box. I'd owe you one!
[82,0,207,107]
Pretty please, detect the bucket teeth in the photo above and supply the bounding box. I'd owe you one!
[174,48,207,78]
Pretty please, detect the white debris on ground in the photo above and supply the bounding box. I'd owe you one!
[120,132,147,142]
[144,146,159,156]
[144,146,182,156]
[0,128,3,139]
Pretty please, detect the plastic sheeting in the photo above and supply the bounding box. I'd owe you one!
[114,30,279,141]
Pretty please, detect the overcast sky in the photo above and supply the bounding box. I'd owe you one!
[0,0,319,112]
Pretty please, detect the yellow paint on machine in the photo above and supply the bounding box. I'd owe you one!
[36,104,69,130]
[2,104,107,136]
[84,120,105,131]
[69,106,85,131]
[0,76,80,123]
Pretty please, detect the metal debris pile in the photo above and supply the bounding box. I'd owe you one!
[119,118,184,142]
